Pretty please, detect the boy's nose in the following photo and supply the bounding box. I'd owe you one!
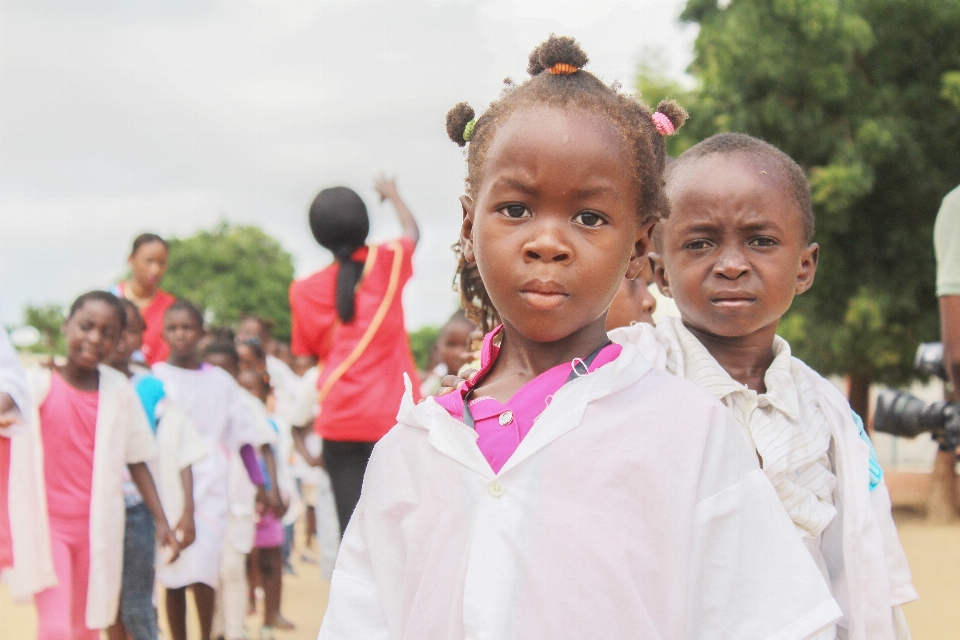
[713,247,749,279]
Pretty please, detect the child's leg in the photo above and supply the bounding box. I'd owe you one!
[117,502,158,640]
[248,548,261,611]
[165,587,188,640]
[305,504,317,548]
[259,546,292,628]
[218,542,249,639]
[192,582,216,640]
[34,527,74,640]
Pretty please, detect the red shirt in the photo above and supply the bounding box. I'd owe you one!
[116,283,175,366]
[290,237,421,442]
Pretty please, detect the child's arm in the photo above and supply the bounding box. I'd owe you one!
[0,392,23,430]
[176,466,196,549]
[374,176,420,245]
[128,462,180,562]
[259,444,286,517]
[292,425,324,468]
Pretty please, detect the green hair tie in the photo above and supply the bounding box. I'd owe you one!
[463,119,477,142]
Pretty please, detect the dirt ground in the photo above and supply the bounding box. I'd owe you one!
[2,512,958,639]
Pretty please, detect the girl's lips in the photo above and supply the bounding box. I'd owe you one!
[710,297,755,308]
[519,290,569,311]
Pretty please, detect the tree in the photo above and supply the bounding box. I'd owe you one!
[409,325,440,372]
[164,222,295,341]
[666,0,960,418]
[23,304,66,356]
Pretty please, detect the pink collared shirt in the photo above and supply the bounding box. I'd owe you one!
[435,326,621,473]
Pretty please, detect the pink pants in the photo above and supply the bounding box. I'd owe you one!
[34,515,99,640]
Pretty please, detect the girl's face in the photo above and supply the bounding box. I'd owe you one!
[64,301,123,370]
[106,310,145,369]
[129,241,169,290]
[163,309,204,361]
[605,260,657,331]
[237,343,266,373]
[651,153,818,340]
[461,106,652,343]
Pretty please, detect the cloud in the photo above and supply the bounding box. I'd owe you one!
[0,0,694,328]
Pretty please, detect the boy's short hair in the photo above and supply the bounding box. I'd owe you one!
[667,132,815,243]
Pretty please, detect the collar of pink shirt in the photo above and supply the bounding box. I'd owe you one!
[434,326,622,473]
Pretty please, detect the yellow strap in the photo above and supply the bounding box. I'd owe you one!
[317,242,405,403]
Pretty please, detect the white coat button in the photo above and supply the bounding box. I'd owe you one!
[498,410,514,426]
[489,481,505,497]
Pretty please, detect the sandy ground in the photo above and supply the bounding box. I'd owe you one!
[2,511,958,639]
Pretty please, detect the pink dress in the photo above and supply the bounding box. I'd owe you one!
[35,371,100,640]
[435,327,621,473]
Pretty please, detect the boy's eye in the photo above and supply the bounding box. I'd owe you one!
[684,240,712,250]
[749,236,777,247]
[500,204,530,219]
[574,211,605,227]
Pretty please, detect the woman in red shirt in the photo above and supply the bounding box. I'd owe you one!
[114,234,175,366]
[290,177,421,536]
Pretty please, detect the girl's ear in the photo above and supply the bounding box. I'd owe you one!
[795,242,819,295]
[625,221,655,280]
[648,251,672,298]
[460,196,477,264]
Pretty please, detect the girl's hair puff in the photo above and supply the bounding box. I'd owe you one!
[69,291,127,332]
[445,34,687,332]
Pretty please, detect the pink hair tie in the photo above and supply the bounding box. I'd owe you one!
[652,112,675,136]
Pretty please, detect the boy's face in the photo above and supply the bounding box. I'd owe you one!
[651,153,818,341]
[163,309,203,362]
[106,311,144,369]
[436,321,474,374]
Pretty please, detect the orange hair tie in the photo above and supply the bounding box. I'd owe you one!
[549,62,578,75]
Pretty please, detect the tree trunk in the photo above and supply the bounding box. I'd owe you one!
[928,449,958,524]
[847,374,871,427]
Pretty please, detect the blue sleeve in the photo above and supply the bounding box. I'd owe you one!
[134,375,166,433]
[852,410,883,492]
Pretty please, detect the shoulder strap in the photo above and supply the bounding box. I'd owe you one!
[316,242,405,403]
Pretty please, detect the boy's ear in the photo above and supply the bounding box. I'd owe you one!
[648,251,672,298]
[460,196,477,264]
[795,242,819,295]
[625,221,655,280]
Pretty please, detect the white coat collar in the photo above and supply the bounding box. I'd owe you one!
[396,342,654,479]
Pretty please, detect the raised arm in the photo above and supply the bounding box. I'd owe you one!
[375,175,420,245]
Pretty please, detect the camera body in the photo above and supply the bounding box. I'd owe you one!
[873,342,960,451]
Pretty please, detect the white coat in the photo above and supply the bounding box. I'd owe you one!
[152,399,208,535]
[5,365,157,629]
[609,319,917,640]
[0,329,30,438]
[319,343,841,640]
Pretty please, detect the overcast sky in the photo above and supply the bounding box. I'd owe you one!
[0,0,696,330]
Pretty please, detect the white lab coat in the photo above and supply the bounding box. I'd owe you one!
[0,329,30,438]
[5,365,157,629]
[609,319,918,640]
[320,344,841,640]
[152,399,208,535]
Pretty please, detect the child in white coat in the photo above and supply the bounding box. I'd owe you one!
[7,291,177,640]
[319,36,840,640]
[611,133,917,639]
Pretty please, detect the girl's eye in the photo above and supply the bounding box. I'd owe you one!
[749,237,777,247]
[500,204,530,219]
[574,211,605,227]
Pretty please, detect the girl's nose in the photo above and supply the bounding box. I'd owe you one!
[523,220,572,264]
[641,288,656,314]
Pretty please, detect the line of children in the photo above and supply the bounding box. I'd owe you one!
[321,35,841,638]
[5,291,178,640]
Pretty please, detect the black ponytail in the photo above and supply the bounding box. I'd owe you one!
[308,187,370,323]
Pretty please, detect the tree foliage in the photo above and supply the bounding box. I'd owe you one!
[164,222,295,341]
[409,325,441,372]
[659,0,960,391]
[23,304,66,355]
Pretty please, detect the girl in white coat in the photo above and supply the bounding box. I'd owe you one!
[6,291,177,640]
[319,36,840,640]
